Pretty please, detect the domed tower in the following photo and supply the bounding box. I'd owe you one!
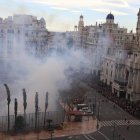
[106,12,114,24]
[136,8,140,33]
[74,25,78,31]
[78,15,84,31]
[136,8,140,47]
[40,17,46,27]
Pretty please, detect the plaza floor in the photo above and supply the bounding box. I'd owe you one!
[0,116,97,140]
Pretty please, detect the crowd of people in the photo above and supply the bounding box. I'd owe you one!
[80,73,140,118]
[94,82,140,118]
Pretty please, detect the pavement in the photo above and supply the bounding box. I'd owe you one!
[0,116,97,140]
[0,77,139,140]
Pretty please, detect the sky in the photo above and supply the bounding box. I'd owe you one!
[0,0,140,32]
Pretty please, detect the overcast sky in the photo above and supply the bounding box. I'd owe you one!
[0,0,140,32]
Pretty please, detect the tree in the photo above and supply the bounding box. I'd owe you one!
[14,98,18,124]
[23,88,27,126]
[44,92,48,127]
[4,84,11,132]
[35,92,38,129]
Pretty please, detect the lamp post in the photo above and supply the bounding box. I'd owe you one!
[112,122,116,140]
[4,84,11,132]
[37,107,41,140]
[47,119,54,140]
[94,95,96,115]
[96,99,100,129]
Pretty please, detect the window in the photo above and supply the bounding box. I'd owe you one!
[106,69,108,75]
[111,71,112,77]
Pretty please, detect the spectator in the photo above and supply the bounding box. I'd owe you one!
[124,117,127,122]
[113,104,116,109]
[126,120,130,130]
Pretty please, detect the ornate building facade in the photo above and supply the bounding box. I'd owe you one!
[73,9,140,103]
[0,15,49,58]
[0,15,49,83]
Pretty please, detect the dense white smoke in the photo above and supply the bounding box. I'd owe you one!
[0,26,112,116]
[0,45,91,116]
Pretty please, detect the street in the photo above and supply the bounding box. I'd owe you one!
[45,84,140,140]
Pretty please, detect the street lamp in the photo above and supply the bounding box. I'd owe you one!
[112,122,116,140]
[47,119,54,140]
[94,95,96,115]
[14,98,18,130]
[35,92,39,129]
[37,107,41,140]
[96,99,100,129]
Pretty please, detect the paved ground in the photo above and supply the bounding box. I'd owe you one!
[45,87,140,140]
[85,90,136,121]
[0,116,97,140]
[0,80,139,140]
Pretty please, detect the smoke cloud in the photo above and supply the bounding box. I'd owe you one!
[0,42,91,116]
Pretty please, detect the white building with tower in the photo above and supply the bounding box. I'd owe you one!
[73,9,140,103]
[0,15,49,82]
[0,14,48,58]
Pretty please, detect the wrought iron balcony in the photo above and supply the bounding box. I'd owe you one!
[114,77,128,86]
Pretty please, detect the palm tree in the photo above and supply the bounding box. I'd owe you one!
[23,88,27,126]
[35,92,38,129]
[14,98,18,119]
[44,92,48,128]
[4,84,11,132]
[14,98,18,129]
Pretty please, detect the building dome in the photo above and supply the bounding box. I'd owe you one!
[80,15,83,19]
[106,13,114,20]
[40,17,45,23]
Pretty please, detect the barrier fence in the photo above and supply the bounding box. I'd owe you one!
[0,111,64,132]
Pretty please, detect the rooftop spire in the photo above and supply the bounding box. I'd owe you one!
[80,14,83,19]
[138,8,140,16]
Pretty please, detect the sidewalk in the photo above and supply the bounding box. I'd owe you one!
[0,116,97,140]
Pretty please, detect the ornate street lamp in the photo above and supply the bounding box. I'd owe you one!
[47,119,54,140]
[4,84,11,132]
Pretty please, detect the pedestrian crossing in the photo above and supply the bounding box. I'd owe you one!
[84,134,96,140]
[101,120,140,127]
